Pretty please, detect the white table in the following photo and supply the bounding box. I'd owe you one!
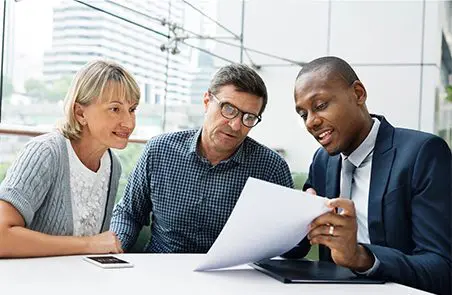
[0,254,432,295]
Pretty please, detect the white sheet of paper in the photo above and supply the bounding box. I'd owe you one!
[195,177,330,271]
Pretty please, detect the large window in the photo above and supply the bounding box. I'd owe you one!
[2,0,221,132]
[0,0,225,194]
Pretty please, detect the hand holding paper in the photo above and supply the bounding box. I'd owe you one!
[195,177,330,271]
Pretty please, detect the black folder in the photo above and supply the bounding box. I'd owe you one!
[251,259,385,284]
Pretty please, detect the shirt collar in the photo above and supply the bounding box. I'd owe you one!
[187,128,246,165]
[188,128,202,155]
[341,117,381,167]
[228,141,245,164]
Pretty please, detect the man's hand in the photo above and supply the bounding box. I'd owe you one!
[305,188,317,195]
[308,198,374,271]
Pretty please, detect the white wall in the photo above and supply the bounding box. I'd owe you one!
[216,0,443,173]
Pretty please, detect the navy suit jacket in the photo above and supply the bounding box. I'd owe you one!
[286,116,451,295]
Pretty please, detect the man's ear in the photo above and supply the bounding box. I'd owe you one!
[352,81,367,105]
[203,92,211,113]
[74,103,86,125]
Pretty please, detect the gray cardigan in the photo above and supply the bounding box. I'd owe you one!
[0,132,121,235]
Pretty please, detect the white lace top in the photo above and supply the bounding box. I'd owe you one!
[66,139,111,237]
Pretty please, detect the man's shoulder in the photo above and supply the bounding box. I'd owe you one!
[243,136,287,164]
[391,127,450,157]
[147,129,197,145]
[377,116,442,147]
[393,127,438,143]
[145,129,197,151]
[310,147,332,164]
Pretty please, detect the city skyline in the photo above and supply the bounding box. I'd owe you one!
[11,0,221,104]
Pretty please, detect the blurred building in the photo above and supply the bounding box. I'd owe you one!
[4,2,15,81]
[189,51,215,104]
[43,0,192,105]
[186,0,218,104]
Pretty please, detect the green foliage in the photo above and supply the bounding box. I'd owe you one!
[305,244,319,261]
[0,163,8,183]
[24,78,47,99]
[113,143,145,203]
[292,172,308,190]
[446,85,452,102]
[113,142,149,252]
[24,76,72,102]
[47,76,72,102]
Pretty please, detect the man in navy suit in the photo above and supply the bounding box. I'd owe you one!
[287,56,451,295]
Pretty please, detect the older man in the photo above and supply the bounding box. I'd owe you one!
[111,64,293,253]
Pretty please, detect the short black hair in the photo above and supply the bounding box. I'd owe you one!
[209,63,268,115]
[296,56,359,86]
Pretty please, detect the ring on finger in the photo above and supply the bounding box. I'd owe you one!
[328,225,335,236]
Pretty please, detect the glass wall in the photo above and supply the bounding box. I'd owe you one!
[2,0,220,130]
[0,0,223,195]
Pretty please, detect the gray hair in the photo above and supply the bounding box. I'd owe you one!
[59,59,140,140]
[209,63,268,115]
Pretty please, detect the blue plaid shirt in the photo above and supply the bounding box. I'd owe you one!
[111,129,293,253]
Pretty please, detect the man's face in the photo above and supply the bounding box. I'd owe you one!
[202,84,263,157]
[294,71,367,156]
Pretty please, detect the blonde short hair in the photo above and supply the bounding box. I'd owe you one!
[59,59,140,140]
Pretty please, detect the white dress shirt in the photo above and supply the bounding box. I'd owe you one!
[340,118,381,274]
[340,117,380,243]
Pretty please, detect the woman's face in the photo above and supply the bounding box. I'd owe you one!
[76,83,138,150]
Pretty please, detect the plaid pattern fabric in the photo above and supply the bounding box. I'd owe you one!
[111,129,293,253]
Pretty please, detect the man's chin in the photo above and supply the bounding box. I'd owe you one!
[217,143,238,153]
[215,139,242,153]
[324,145,341,156]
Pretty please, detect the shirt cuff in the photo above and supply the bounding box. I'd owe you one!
[355,252,380,276]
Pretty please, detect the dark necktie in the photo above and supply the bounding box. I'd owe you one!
[341,158,356,200]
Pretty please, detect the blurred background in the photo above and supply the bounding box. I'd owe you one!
[1,0,451,198]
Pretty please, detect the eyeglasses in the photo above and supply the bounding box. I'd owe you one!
[210,93,262,128]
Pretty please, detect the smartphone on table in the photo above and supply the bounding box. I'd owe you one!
[83,255,134,269]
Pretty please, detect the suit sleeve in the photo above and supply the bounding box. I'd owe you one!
[365,136,451,295]
[269,157,294,189]
[302,149,319,191]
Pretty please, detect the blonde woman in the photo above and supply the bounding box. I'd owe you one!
[0,60,140,257]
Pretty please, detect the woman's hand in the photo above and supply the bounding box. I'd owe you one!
[84,231,123,254]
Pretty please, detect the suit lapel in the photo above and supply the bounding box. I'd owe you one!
[321,155,341,262]
[368,116,396,246]
[326,155,341,199]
